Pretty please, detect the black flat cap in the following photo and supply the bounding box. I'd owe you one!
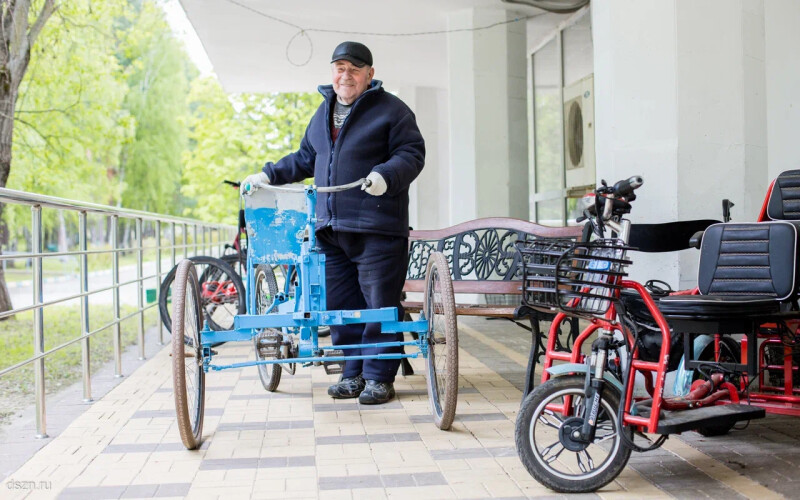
[330,41,373,67]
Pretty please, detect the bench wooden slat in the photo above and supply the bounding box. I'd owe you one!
[408,217,583,241]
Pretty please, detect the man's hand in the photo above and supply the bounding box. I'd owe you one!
[240,172,270,195]
[361,172,387,196]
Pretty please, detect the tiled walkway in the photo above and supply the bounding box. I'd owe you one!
[1,317,796,499]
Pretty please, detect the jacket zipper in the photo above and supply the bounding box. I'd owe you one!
[322,83,381,227]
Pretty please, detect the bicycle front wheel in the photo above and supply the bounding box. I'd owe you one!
[515,375,631,493]
[171,260,205,450]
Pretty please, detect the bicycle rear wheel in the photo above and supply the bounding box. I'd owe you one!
[159,256,246,333]
[171,260,205,450]
[424,252,458,430]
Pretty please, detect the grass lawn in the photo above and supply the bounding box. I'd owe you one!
[0,305,160,424]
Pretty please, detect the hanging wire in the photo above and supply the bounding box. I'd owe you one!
[222,0,543,66]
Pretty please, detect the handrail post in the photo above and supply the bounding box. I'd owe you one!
[79,211,92,402]
[171,222,177,267]
[156,220,164,345]
[136,218,145,360]
[194,224,198,257]
[183,223,188,259]
[112,215,122,377]
[32,205,47,439]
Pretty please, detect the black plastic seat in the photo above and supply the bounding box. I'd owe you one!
[658,294,780,319]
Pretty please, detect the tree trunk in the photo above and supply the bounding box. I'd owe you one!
[0,90,18,316]
[0,0,58,316]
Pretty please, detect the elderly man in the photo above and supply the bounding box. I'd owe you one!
[242,41,425,404]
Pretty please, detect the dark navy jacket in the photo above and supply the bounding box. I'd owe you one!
[262,80,425,237]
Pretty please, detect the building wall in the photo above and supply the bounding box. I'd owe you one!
[403,87,450,231]
[592,0,682,286]
[765,0,800,179]
[590,0,779,290]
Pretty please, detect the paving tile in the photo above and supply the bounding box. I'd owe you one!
[431,448,492,460]
[409,412,507,423]
[313,402,404,412]
[319,475,383,490]
[130,408,224,419]
[215,420,314,432]
[199,456,315,470]
[316,433,421,445]
[58,485,127,499]
[228,392,312,400]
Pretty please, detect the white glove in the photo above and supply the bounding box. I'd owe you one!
[241,171,269,195]
[361,172,387,196]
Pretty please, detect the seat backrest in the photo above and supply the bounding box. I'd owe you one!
[766,169,800,221]
[698,222,798,299]
[628,219,720,252]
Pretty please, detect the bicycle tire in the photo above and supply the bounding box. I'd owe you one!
[515,375,631,493]
[424,252,459,430]
[171,260,205,450]
[159,256,246,333]
[253,264,282,391]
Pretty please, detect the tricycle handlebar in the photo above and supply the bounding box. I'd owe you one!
[246,178,367,194]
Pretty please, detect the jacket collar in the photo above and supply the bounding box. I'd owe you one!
[318,80,383,103]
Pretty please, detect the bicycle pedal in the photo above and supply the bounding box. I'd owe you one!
[323,350,345,375]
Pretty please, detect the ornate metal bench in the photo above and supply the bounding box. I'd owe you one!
[401,217,583,395]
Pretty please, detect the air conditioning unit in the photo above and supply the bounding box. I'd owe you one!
[563,74,595,192]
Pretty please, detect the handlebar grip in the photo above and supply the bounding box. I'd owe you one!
[612,176,643,197]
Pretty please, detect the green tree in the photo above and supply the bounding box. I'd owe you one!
[0,0,59,313]
[181,77,319,223]
[116,0,193,215]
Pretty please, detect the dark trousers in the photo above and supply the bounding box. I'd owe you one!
[316,228,408,383]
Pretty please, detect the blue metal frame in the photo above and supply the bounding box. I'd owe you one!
[200,183,429,373]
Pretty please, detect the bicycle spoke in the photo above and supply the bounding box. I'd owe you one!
[595,431,617,443]
[540,440,565,464]
[542,408,565,423]
[537,412,562,430]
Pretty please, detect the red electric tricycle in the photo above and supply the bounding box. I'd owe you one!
[512,174,800,492]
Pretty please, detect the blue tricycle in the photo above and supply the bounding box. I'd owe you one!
[170,179,459,449]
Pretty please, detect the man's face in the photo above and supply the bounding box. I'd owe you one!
[331,60,374,105]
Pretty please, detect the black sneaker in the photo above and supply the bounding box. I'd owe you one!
[327,374,365,399]
[358,380,396,405]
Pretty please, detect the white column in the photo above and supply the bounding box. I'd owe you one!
[447,8,529,225]
[593,0,768,290]
[765,0,800,179]
[396,86,450,231]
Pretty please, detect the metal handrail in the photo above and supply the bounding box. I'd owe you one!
[0,271,163,320]
[0,188,237,439]
[0,187,230,227]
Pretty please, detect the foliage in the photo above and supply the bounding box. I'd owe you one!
[6,0,133,237]
[181,78,320,223]
[3,0,320,238]
[117,1,194,214]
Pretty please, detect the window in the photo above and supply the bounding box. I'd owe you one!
[530,8,594,226]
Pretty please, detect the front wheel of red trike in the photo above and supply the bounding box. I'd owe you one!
[515,375,631,493]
